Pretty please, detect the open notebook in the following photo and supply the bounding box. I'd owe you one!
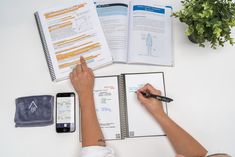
[35,0,112,82]
[95,0,173,66]
[80,72,168,140]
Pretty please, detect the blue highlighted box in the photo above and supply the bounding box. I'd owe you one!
[133,5,165,14]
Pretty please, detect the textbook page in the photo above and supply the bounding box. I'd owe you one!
[37,0,112,81]
[93,76,122,140]
[127,0,173,66]
[95,0,129,62]
[124,73,167,137]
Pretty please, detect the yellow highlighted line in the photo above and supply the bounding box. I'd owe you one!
[48,21,72,32]
[54,34,88,45]
[55,41,93,54]
[44,3,86,19]
[54,35,91,47]
[60,16,74,21]
[59,54,100,69]
[56,43,101,61]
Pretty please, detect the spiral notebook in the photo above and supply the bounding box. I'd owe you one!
[35,0,112,82]
[80,72,168,140]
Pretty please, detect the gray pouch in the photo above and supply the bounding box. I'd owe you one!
[14,95,54,127]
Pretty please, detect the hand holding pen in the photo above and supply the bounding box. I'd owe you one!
[136,83,172,118]
[140,92,173,103]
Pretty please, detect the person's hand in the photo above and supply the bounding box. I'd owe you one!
[136,83,166,119]
[70,56,94,96]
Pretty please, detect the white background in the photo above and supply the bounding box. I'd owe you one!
[0,0,235,156]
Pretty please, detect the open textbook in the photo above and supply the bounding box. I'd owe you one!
[35,0,112,81]
[80,72,168,140]
[95,0,173,66]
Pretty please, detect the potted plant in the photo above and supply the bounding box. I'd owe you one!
[173,0,235,49]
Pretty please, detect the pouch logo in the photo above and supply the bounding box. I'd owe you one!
[28,101,38,113]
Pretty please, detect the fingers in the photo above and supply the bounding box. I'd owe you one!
[74,56,88,73]
[70,69,78,81]
[80,56,88,71]
[146,84,160,95]
[74,56,85,74]
[70,60,93,79]
[87,68,94,77]
[138,83,161,95]
[70,57,94,84]
[136,90,148,104]
[76,63,82,73]
[72,67,78,78]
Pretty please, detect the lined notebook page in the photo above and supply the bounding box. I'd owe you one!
[124,73,167,137]
[94,76,121,140]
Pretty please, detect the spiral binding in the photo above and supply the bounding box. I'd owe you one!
[118,75,129,139]
[35,13,56,81]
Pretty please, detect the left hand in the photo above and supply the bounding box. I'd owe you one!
[70,56,94,95]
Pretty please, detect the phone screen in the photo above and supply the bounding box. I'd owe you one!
[56,93,75,133]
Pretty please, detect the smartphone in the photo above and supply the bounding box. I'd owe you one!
[56,93,76,133]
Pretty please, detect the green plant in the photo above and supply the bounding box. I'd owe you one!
[173,0,235,49]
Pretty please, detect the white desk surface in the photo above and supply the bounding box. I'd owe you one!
[1,0,235,156]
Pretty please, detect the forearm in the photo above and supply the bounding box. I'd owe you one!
[79,92,105,147]
[154,113,207,157]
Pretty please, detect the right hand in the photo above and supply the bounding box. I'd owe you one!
[136,83,166,119]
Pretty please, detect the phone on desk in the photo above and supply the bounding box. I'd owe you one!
[56,93,76,133]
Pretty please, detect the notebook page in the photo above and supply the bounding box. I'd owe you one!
[124,73,167,137]
[37,0,112,81]
[95,0,130,63]
[127,0,173,66]
[93,76,121,140]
